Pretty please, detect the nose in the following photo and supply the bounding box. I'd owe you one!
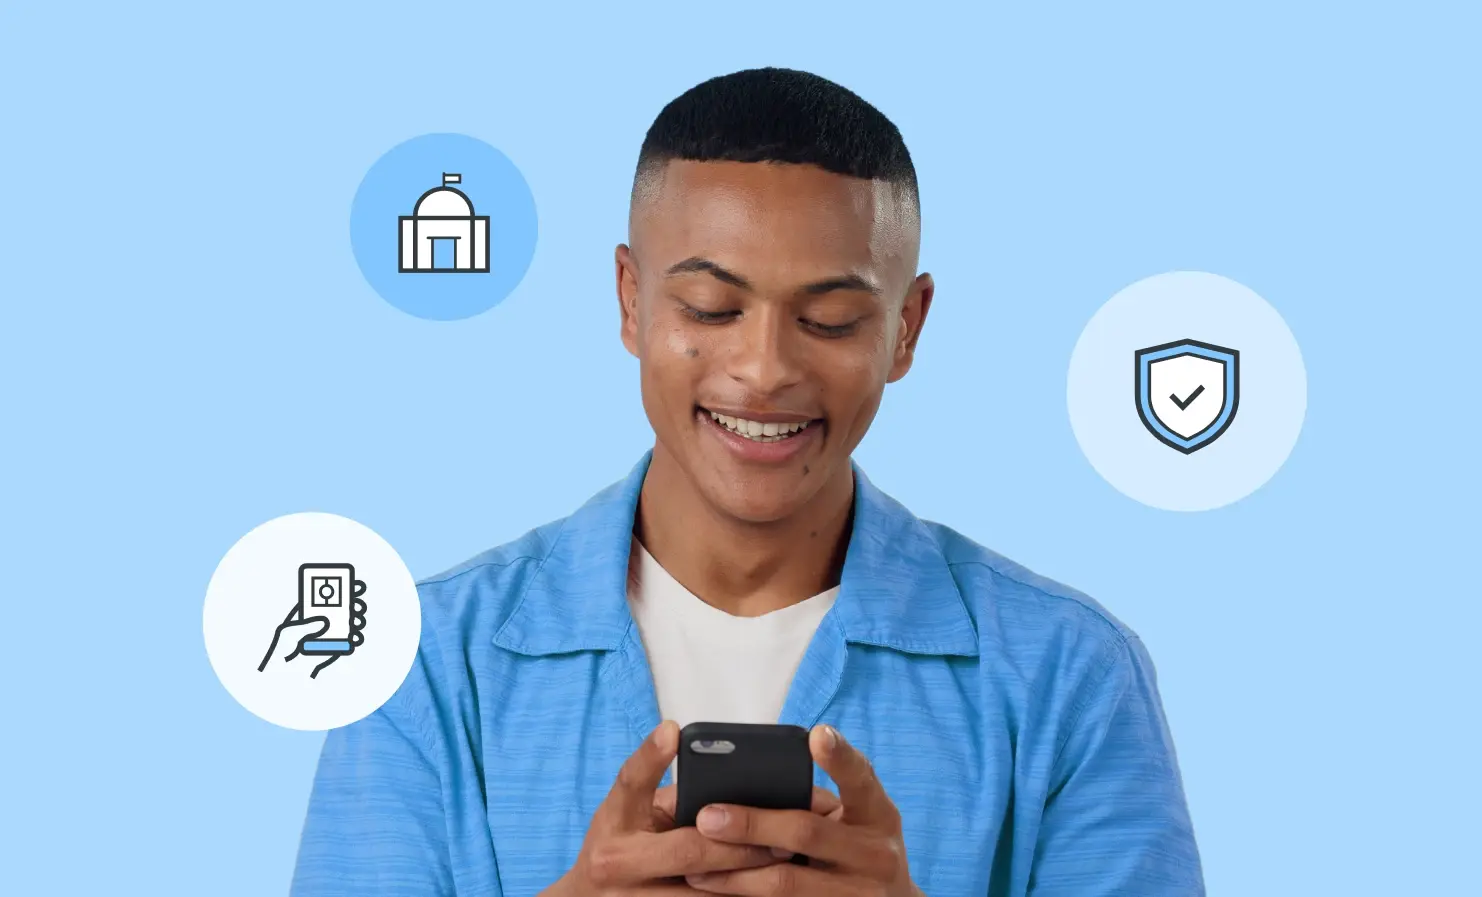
[723,305,805,396]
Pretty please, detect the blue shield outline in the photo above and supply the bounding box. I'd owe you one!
[1134,338,1240,454]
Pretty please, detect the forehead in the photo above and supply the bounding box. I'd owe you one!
[632,160,917,277]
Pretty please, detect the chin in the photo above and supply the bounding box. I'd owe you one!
[707,483,806,525]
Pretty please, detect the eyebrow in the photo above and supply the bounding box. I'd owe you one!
[663,256,881,296]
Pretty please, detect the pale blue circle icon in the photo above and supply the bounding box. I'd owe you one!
[350,133,537,321]
[1067,271,1307,512]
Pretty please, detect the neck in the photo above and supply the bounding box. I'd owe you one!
[635,444,854,617]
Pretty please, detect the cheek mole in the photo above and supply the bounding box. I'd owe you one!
[685,347,699,358]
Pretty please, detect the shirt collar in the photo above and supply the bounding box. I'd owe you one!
[493,450,979,657]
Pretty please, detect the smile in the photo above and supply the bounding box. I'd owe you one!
[707,411,812,443]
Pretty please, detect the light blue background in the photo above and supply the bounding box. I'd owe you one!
[350,133,538,320]
[1,2,1477,895]
[1068,271,1309,511]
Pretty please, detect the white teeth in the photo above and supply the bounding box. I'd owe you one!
[707,411,814,442]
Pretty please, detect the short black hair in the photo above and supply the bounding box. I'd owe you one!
[634,67,918,213]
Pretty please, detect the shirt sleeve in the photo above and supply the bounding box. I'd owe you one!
[1029,634,1206,896]
[289,654,461,897]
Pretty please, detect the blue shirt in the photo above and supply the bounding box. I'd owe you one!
[292,453,1204,896]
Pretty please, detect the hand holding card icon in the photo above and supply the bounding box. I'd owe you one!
[257,564,369,680]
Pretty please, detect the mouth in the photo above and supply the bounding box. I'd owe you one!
[699,408,820,443]
[695,406,825,462]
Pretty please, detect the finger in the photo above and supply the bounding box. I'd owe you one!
[352,597,367,614]
[810,725,898,828]
[606,721,680,829]
[608,885,708,896]
[696,805,886,870]
[281,617,331,660]
[687,862,875,896]
[810,786,842,817]
[653,785,827,828]
[592,829,778,883]
[654,784,678,822]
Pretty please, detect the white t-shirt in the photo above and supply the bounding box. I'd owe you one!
[626,539,839,731]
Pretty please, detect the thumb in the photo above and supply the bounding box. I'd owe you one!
[810,725,898,828]
[605,721,678,830]
[275,616,330,659]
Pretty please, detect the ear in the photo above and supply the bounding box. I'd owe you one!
[616,244,641,359]
[887,272,934,383]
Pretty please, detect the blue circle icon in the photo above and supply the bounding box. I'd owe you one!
[350,133,537,321]
[1067,271,1307,512]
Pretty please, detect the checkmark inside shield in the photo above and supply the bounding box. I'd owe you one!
[1169,384,1206,411]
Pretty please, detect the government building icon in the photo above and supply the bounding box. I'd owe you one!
[398,173,490,273]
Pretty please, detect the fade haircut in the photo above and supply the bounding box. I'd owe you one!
[633,67,919,217]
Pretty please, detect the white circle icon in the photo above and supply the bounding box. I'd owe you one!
[1067,271,1307,512]
[203,512,421,730]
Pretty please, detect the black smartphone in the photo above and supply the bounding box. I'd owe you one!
[675,722,815,865]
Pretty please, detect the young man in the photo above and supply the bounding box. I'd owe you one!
[293,68,1205,896]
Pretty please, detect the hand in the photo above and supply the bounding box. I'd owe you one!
[256,598,367,680]
[543,721,786,896]
[651,784,843,835]
[682,725,924,897]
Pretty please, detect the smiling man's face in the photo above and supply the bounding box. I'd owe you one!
[617,159,932,524]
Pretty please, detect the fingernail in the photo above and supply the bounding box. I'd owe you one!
[822,725,838,750]
[771,847,794,859]
[697,806,727,832]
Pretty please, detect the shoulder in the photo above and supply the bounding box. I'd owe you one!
[929,522,1135,643]
[922,521,1146,688]
[412,516,564,639]
[377,515,577,739]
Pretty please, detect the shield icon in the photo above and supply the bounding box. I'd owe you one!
[1134,339,1240,454]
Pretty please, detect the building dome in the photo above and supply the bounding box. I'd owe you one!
[415,187,474,218]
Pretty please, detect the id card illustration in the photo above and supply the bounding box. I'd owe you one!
[298,563,366,654]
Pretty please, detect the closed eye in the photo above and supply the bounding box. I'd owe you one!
[804,319,858,338]
[677,301,861,337]
[678,304,738,324]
